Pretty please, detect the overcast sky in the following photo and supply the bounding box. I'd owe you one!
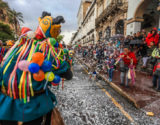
[4,0,81,44]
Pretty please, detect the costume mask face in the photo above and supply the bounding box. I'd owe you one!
[35,16,61,39]
[35,12,64,40]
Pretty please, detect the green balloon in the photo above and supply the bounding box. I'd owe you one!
[49,38,57,46]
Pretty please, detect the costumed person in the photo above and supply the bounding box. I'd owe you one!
[118,46,137,88]
[68,50,74,71]
[0,11,72,125]
[146,27,159,46]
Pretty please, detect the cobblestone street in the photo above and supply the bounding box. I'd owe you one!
[54,63,160,125]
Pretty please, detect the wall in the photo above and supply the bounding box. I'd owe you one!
[77,3,83,28]
[83,2,92,19]
[127,0,141,20]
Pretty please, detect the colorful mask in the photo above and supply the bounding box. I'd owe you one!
[35,13,65,40]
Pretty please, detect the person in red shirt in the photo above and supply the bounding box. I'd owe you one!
[119,46,137,87]
[146,28,159,46]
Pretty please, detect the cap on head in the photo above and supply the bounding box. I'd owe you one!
[153,27,157,31]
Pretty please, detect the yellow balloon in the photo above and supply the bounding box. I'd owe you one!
[45,72,55,82]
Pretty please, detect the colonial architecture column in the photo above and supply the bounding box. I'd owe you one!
[126,19,143,35]
[126,0,150,35]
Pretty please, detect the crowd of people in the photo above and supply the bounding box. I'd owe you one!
[76,27,160,91]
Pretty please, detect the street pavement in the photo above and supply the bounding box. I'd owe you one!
[51,61,160,125]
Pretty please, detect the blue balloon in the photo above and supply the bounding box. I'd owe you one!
[53,75,61,83]
[28,63,40,73]
[41,60,52,72]
[54,42,59,47]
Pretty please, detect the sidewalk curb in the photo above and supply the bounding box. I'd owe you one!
[76,57,140,109]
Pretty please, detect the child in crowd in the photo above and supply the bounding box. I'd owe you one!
[89,59,97,81]
[148,41,156,75]
[106,54,116,82]
[89,68,97,81]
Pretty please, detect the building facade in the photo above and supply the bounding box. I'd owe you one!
[71,0,160,46]
[96,0,128,42]
[126,0,160,35]
[71,0,96,46]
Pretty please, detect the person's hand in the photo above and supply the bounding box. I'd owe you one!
[126,56,131,60]
[120,55,124,58]
[130,59,133,64]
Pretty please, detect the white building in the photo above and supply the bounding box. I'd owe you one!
[127,0,160,35]
[71,0,96,46]
[71,0,160,45]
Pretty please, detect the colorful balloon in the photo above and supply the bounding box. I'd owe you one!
[31,52,44,66]
[18,60,30,71]
[33,70,45,82]
[41,60,52,72]
[45,72,55,82]
[48,38,56,46]
[28,63,40,73]
[53,75,61,83]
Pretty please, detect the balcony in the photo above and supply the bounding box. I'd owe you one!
[95,0,128,27]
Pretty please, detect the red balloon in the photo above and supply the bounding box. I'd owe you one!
[33,70,45,82]
[31,52,44,66]
[21,27,31,35]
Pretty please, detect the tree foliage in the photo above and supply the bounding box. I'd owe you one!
[0,22,14,42]
[0,0,24,34]
[56,35,64,43]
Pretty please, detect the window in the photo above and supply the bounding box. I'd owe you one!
[105,26,111,40]
[116,20,124,34]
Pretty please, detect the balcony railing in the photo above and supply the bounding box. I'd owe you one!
[95,0,128,27]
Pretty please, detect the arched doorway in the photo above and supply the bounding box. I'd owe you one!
[134,0,159,32]
[116,20,124,35]
[141,14,157,30]
[105,26,111,41]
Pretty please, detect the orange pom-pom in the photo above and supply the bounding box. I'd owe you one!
[31,52,44,66]
[33,70,45,82]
